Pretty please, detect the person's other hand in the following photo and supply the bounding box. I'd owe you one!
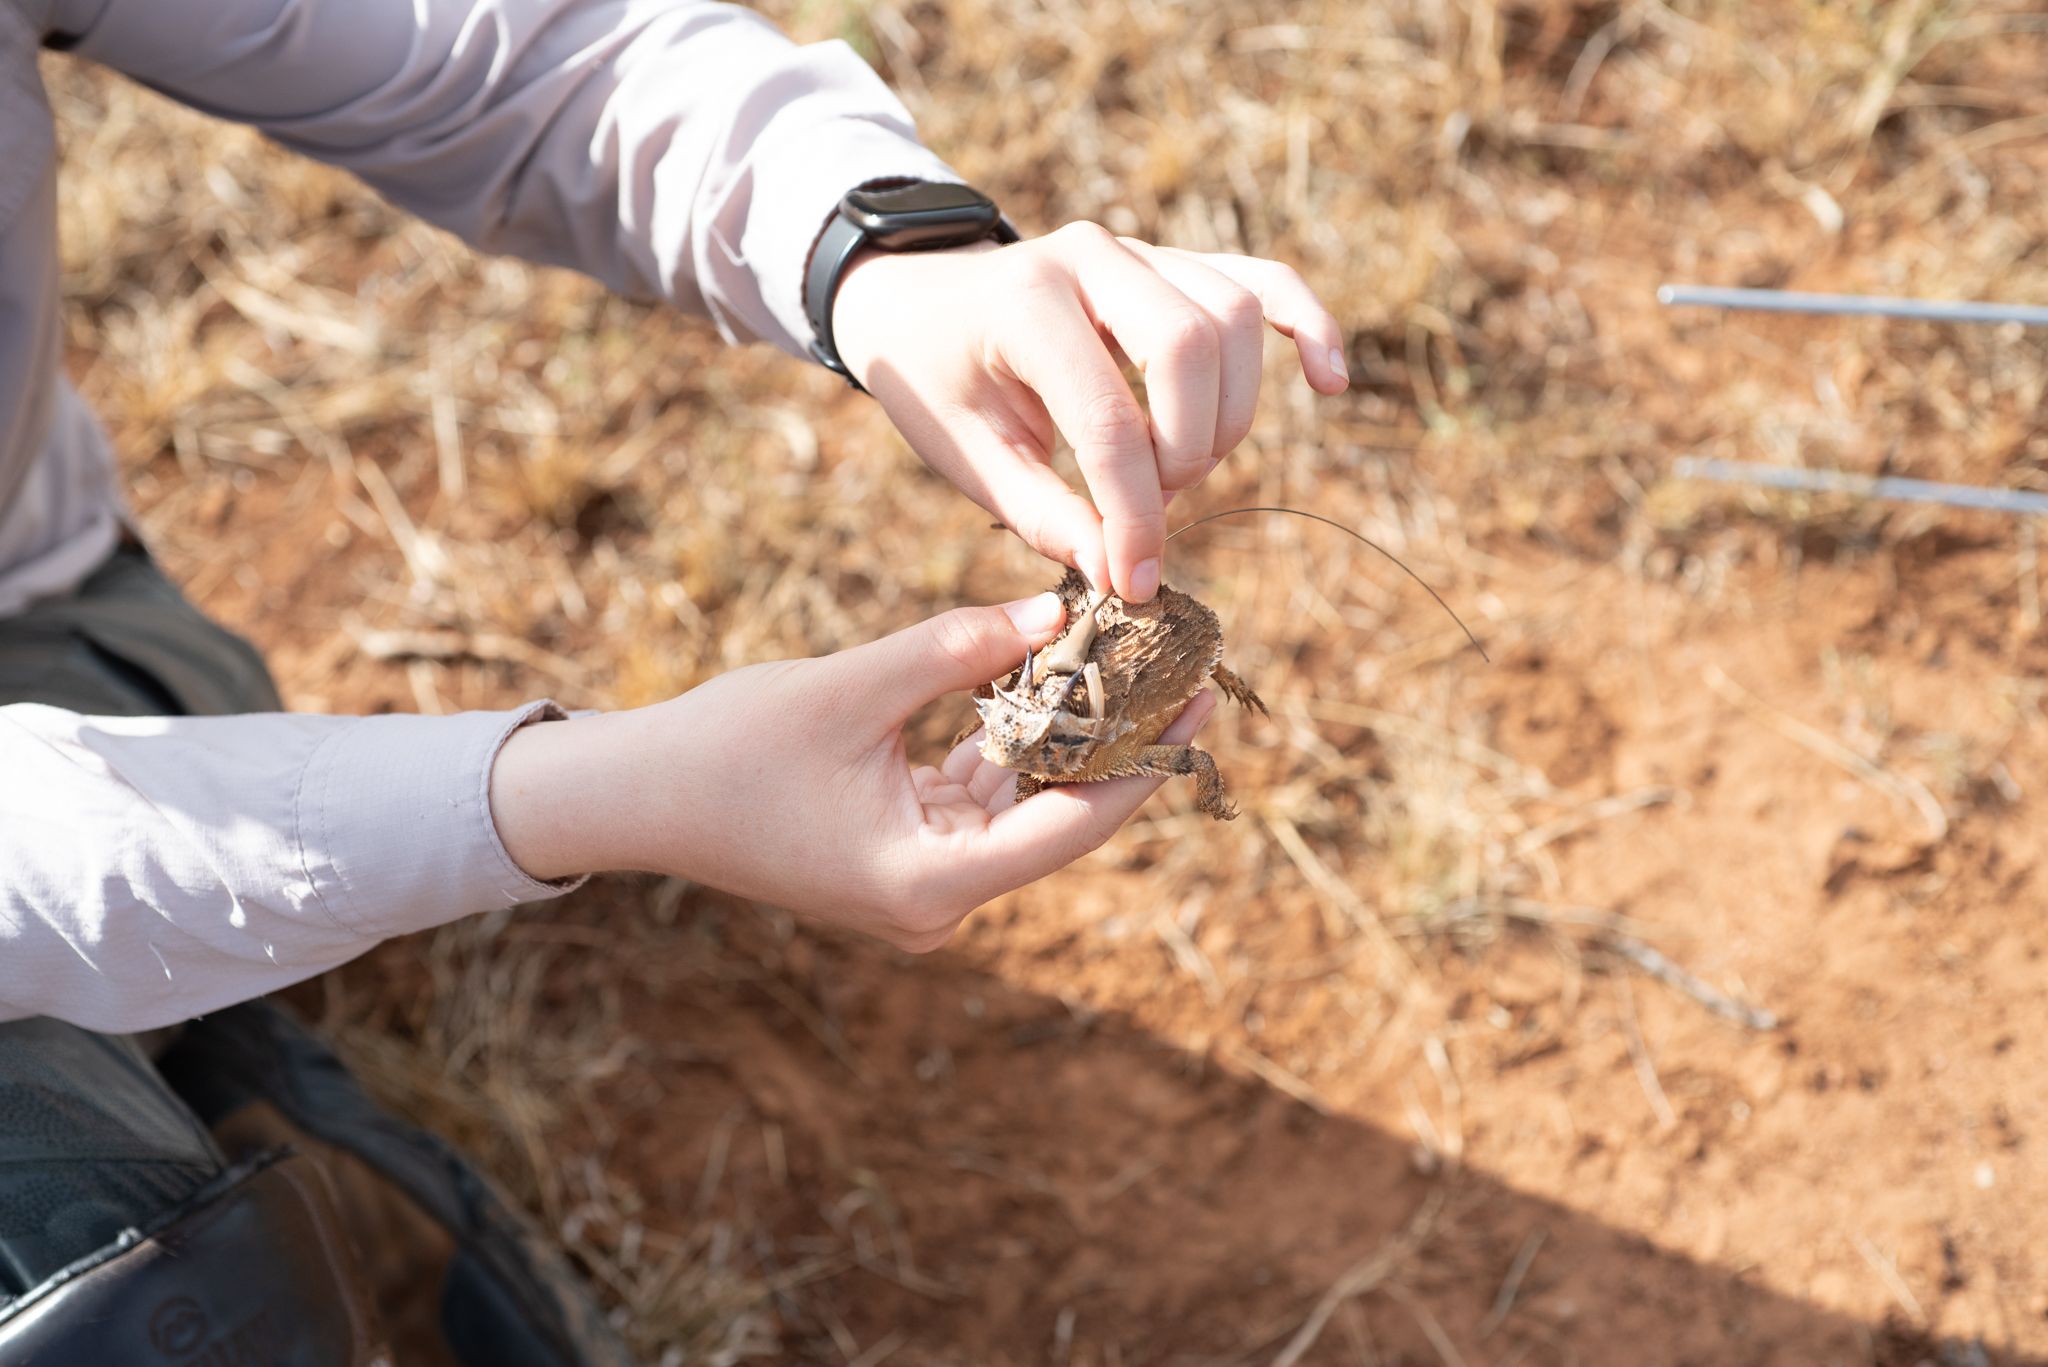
[830,223,1348,602]
[488,592,1217,949]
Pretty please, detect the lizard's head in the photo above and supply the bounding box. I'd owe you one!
[973,663,1127,777]
[972,690,1062,760]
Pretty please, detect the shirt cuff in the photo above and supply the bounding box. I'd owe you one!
[295,702,585,940]
[728,43,962,357]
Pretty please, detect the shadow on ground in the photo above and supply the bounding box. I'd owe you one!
[324,880,2037,1367]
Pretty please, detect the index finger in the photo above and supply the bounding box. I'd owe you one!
[994,269,1166,601]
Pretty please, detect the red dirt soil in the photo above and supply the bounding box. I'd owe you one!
[184,459,2046,1364]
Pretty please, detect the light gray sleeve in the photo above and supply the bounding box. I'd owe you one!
[0,702,582,1032]
[44,0,960,354]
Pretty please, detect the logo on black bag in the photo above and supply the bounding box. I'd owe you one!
[148,1302,287,1365]
[147,1296,210,1356]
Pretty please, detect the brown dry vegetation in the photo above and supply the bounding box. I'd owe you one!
[43,0,2048,1362]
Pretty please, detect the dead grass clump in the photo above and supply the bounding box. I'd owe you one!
[313,912,783,1364]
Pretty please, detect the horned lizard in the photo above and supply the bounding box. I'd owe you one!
[969,567,1266,819]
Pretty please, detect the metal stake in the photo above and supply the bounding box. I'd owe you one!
[1673,457,2048,519]
[1657,284,2048,329]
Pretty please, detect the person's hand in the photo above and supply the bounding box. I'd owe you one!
[830,222,1349,603]
[488,592,1218,949]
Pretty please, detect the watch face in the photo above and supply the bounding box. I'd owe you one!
[845,182,996,219]
[844,182,1002,248]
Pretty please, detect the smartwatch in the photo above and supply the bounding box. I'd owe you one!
[803,180,1020,390]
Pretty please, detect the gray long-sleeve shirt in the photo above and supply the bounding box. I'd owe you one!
[0,0,957,1030]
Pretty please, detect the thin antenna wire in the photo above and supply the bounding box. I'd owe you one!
[1674,457,2048,518]
[1166,505,1489,661]
[1658,284,2048,328]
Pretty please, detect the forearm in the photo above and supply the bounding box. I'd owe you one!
[52,0,959,354]
[0,701,575,1032]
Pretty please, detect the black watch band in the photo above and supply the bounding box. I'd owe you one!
[803,180,1020,392]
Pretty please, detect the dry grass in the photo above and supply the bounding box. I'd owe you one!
[43,0,2048,1358]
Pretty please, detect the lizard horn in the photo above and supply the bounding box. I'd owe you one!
[1049,667,1086,711]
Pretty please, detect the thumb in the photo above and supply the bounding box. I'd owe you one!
[837,593,1067,723]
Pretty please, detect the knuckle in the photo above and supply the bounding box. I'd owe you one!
[1014,500,1071,561]
[1159,449,1213,489]
[1156,421,1212,472]
[1216,410,1254,457]
[1114,500,1169,543]
[1156,308,1219,367]
[1054,219,1116,249]
[928,610,1000,674]
[1078,388,1149,454]
[1270,261,1310,296]
[1006,250,1067,297]
[1219,286,1265,334]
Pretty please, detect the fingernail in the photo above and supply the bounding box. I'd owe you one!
[1131,558,1161,601]
[1003,591,1064,634]
[1328,347,1350,385]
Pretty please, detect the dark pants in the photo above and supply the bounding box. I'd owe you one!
[0,543,284,1300]
[0,546,631,1367]
[0,538,280,719]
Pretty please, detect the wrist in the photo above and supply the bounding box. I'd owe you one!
[805,181,1016,388]
[832,238,1002,388]
[489,710,667,882]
